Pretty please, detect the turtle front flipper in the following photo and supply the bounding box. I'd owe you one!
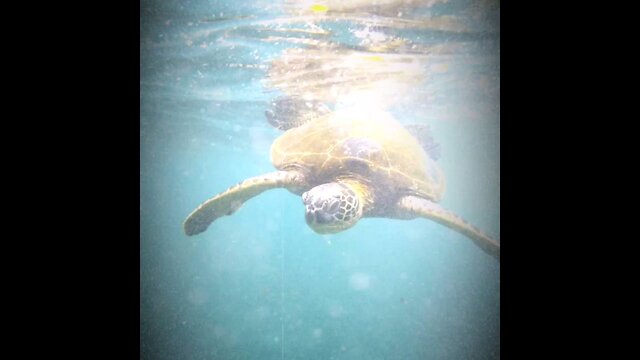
[183,170,307,236]
[395,196,500,261]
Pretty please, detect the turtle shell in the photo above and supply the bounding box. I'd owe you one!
[270,107,445,201]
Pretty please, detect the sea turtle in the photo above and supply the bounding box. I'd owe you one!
[183,107,499,261]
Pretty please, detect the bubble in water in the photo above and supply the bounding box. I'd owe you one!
[213,325,225,338]
[349,273,371,291]
[328,304,344,318]
[187,287,209,305]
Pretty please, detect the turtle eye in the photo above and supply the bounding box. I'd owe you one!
[327,201,340,214]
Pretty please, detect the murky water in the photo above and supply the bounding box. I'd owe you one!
[141,0,499,359]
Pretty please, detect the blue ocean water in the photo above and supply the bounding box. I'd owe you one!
[141,0,499,359]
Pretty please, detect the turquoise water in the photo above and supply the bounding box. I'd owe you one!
[141,0,499,359]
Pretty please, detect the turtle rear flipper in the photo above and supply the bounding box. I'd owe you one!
[184,170,306,236]
[265,96,332,130]
[405,124,441,161]
[394,195,499,261]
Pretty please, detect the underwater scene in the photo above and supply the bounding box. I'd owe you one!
[140,0,500,359]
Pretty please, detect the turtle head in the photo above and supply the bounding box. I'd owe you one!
[302,182,363,234]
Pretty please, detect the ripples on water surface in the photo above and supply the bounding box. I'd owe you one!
[141,0,499,359]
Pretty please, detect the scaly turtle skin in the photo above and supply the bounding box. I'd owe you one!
[184,107,499,261]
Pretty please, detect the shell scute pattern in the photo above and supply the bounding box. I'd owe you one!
[270,108,444,201]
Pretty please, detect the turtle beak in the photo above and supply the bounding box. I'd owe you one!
[304,206,335,226]
[302,191,315,224]
[305,209,315,224]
